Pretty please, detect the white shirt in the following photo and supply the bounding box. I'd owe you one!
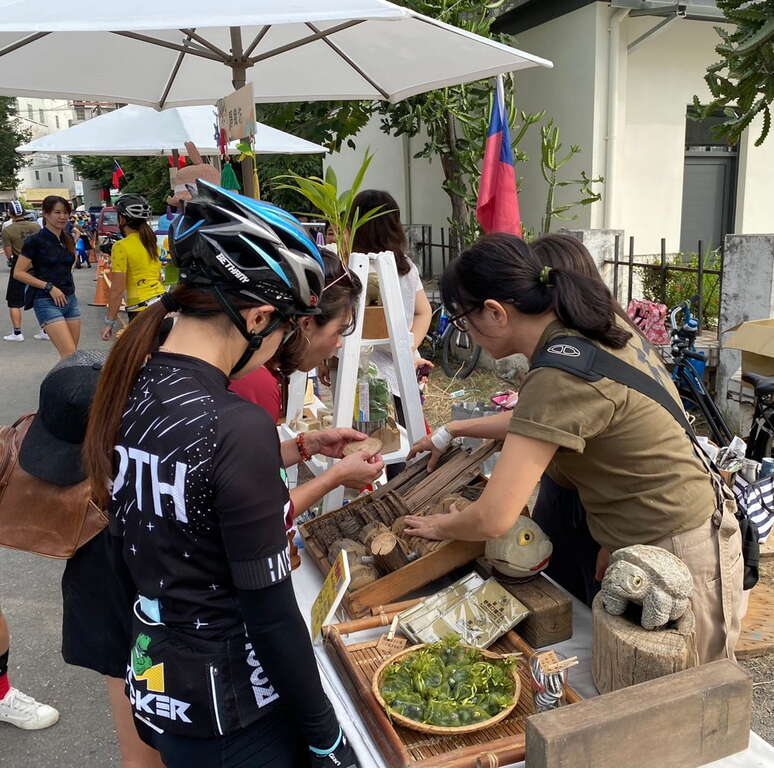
[370,259,423,396]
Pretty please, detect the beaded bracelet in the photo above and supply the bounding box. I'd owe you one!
[296,433,312,462]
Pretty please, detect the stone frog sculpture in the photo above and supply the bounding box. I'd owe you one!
[485,516,553,580]
[601,545,693,630]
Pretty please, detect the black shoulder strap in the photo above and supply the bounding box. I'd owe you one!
[531,336,693,436]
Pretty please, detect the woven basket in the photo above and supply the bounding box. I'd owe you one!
[371,643,522,736]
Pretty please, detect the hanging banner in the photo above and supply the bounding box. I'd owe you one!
[216,83,255,143]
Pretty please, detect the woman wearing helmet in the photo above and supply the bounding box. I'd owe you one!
[83,181,366,767]
[103,194,165,339]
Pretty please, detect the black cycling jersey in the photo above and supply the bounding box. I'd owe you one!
[110,352,308,738]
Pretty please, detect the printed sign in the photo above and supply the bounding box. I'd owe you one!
[310,549,351,642]
[216,84,255,143]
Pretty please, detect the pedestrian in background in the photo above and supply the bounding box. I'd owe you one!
[13,195,81,359]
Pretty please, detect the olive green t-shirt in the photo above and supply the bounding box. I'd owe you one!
[508,319,715,551]
[2,220,40,258]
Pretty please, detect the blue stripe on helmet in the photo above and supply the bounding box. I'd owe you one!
[175,217,204,239]
[238,234,292,288]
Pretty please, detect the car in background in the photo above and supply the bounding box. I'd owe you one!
[97,206,120,239]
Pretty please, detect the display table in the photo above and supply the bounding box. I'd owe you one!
[293,555,774,768]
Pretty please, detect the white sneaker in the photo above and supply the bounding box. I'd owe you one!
[0,687,60,730]
[3,333,23,342]
[33,330,49,341]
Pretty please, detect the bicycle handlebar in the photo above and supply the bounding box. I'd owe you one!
[669,301,690,331]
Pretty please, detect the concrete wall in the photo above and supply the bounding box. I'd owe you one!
[509,3,603,234]
[323,115,450,233]
[735,111,774,235]
[618,17,727,254]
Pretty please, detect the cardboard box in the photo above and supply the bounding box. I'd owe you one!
[725,318,774,381]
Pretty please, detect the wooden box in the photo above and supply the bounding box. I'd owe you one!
[301,443,498,618]
[476,559,572,649]
[323,610,582,768]
[526,660,751,768]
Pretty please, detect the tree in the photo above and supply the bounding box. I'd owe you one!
[71,155,171,212]
[695,0,774,146]
[0,97,31,190]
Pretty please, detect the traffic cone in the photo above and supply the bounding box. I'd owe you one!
[90,262,111,306]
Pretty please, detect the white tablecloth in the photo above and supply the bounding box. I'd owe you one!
[293,557,774,768]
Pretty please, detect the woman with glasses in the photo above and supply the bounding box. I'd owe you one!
[406,233,744,665]
[83,182,363,767]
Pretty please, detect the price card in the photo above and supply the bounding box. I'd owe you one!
[311,549,351,642]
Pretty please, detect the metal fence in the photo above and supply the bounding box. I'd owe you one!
[411,224,455,281]
[605,236,724,331]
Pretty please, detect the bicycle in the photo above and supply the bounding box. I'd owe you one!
[420,302,482,379]
[669,300,734,447]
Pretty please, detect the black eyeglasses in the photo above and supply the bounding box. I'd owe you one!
[448,306,478,332]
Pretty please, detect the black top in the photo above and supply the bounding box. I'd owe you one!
[22,227,75,298]
[111,352,293,637]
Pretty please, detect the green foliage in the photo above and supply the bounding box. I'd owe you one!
[274,149,390,260]
[0,97,32,190]
[255,101,372,153]
[637,250,722,330]
[695,0,774,146]
[70,155,171,213]
[540,120,604,233]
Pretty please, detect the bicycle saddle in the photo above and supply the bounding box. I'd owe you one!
[742,371,774,395]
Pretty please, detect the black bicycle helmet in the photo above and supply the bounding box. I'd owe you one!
[169,178,324,316]
[168,179,325,375]
[116,193,152,221]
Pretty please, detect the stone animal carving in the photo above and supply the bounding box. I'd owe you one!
[601,545,693,630]
[485,516,553,580]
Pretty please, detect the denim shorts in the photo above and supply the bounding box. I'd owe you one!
[33,293,80,327]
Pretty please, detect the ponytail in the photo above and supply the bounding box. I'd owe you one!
[440,233,632,351]
[82,297,171,508]
[125,217,159,260]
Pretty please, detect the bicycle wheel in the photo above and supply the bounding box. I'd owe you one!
[441,325,481,379]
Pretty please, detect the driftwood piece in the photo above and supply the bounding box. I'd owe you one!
[328,539,366,568]
[338,511,364,541]
[315,519,342,553]
[592,592,698,693]
[349,563,379,591]
[360,521,390,550]
[527,660,752,768]
[371,532,409,573]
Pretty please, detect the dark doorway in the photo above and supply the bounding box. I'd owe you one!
[680,108,737,253]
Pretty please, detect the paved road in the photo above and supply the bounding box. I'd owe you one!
[0,265,119,766]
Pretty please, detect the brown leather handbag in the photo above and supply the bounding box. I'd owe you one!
[0,415,107,559]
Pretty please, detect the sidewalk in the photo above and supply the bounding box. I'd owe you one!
[0,265,119,765]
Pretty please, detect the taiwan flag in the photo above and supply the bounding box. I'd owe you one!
[111,160,125,189]
[476,76,522,236]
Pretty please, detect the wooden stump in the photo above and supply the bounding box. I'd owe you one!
[371,532,409,573]
[360,521,389,550]
[592,592,697,693]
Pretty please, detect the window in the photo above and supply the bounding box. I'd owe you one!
[38,109,44,124]
[74,104,85,121]
[55,115,60,129]
[47,172,52,182]
[59,174,64,183]
[35,170,39,181]
[57,155,63,171]
[27,105,33,121]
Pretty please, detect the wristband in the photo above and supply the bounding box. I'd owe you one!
[430,425,453,452]
[296,432,313,462]
[309,727,342,756]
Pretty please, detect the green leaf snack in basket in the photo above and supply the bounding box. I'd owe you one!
[377,636,518,729]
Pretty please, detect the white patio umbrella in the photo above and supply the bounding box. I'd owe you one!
[16,105,326,157]
[0,0,552,108]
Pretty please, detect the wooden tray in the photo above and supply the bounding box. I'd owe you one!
[323,610,582,768]
[302,443,498,618]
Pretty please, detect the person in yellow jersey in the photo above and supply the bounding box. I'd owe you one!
[102,194,165,339]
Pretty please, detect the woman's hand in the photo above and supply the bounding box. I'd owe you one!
[101,324,114,341]
[403,513,448,541]
[305,428,368,459]
[595,547,611,582]
[317,360,331,388]
[333,450,385,490]
[49,286,67,307]
[407,433,447,473]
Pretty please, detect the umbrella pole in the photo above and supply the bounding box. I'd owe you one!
[230,27,255,199]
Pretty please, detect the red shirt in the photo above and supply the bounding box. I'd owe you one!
[228,365,282,423]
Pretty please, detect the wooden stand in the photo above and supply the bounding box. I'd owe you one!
[476,559,572,649]
[591,592,697,694]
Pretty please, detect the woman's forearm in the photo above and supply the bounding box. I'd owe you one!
[446,411,512,441]
[106,280,124,322]
[289,466,343,516]
[13,258,46,289]
[280,438,303,467]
